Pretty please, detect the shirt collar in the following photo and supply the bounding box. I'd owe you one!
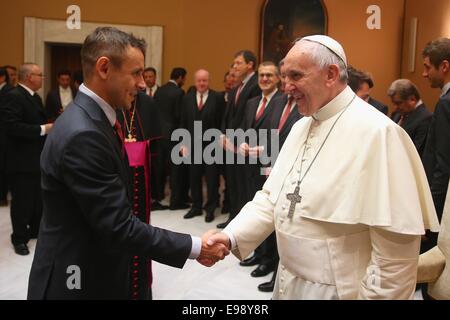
[79,83,116,126]
[0,82,6,91]
[59,86,71,92]
[415,99,423,108]
[169,79,178,86]
[312,86,355,121]
[262,88,278,103]
[242,71,255,86]
[197,89,209,97]
[19,83,35,96]
[442,82,450,97]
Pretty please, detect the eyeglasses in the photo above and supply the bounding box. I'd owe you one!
[31,73,45,78]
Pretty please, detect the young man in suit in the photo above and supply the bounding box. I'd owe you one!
[27,27,228,300]
[218,50,261,229]
[387,79,431,156]
[154,67,190,210]
[45,70,76,122]
[1,63,53,255]
[180,69,225,223]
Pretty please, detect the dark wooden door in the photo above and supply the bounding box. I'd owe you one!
[50,44,82,90]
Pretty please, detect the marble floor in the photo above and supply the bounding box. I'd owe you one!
[0,200,273,300]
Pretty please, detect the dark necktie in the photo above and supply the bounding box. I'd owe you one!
[235,82,244,105]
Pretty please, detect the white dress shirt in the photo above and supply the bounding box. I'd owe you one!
[59,86,73,110]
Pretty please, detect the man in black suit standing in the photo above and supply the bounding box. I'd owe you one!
[154,67,190,210]
[45,70,76,122]
[218,50,261,228]
[387,79,432,156]
[27,27,228,300]
[422,38,450,224]
[0,67,13,206]
[180,69,225,223]
[347,66,389,115]
[1,63,53,255]
[237,62,282,278]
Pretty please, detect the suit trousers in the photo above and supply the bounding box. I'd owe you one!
[0,146,7,201]
[189,163,218,213]
[9,172,42,245]
[254,232,279,266]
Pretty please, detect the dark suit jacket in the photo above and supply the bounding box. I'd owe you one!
[270,94,302,148]
[221,73,261,131]
[153,81,184,139]
[396,104,432,156]
[1,85,47,174]
[180,89,225,150]
[368,97,388,115]
[0,83,14,169]
[27,92,192,299]
[422,88,450,221]
[45,87,76,122]
[242,91,282,199]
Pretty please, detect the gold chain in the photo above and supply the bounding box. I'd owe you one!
[122,99,137,142]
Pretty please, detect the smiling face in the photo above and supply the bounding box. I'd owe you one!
[283,44,333,116]
[107,46,145,110]
[232,54,253,81]
[258,64,280,95]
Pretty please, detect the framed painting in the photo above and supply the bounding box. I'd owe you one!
[260,0,328,64]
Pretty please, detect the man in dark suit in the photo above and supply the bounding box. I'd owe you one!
[422,38,450,224]
[0,68,13,207]
[347,65,388,115]
[0,67,14,206]
[218,50,261,229]
[45,70,76,122]
[180,69,225,223]
[154,67,190,210]
[27,27,227,300]
[387,79,432,156]
[143,67,159,97]
[237,62,282,279]
[1,63,54,255]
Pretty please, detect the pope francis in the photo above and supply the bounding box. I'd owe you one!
[206,35,440,300]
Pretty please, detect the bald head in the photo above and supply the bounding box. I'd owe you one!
[194,69,210,94]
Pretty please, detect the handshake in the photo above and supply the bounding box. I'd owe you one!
[196,230,232,267]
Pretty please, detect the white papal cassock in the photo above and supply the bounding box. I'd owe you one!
[224,86,440,300]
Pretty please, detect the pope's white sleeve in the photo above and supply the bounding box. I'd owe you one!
[358,227,421,300]
[224,189,276,261]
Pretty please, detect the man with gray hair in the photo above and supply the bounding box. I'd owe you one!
[1,63,53,256]
[205,35,439,299]
[387,79,431,156]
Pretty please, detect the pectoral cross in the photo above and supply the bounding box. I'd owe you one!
[286,185,302,219]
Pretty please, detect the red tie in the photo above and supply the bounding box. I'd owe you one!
[148,88,153,97]
[198,93,204,111]
[278,97,294,131]
[255,97,267,122]
[235,82,244,104]
[114,120,125,154]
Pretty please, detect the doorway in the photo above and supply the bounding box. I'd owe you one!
[47,43,82,92]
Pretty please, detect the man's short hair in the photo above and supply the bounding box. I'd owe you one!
[4,65,17,71]
[81,27,147,79]
[170,67,187,80]
[234,50,257,70]
[347,66,373,92]
[422,38,450,69]
[18,63,38,81]
[258,61,280,76]
[57,70,71,78]
[387,79,421,101]
[144,67,157,75]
